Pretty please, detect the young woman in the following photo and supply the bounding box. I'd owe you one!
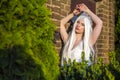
[60,4,103,66]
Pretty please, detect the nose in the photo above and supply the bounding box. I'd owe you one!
[78,23,82,27]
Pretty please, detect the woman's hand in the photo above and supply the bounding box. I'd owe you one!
[77,3,91,14]
[76,4,103,46]
[72,4,81,15]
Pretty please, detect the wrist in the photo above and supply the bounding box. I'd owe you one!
[70,12,75,17]
[72,11,76,16]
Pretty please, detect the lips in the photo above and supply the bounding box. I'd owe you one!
[75,26,79,30]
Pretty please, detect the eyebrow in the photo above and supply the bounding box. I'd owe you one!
[77,20,85,26]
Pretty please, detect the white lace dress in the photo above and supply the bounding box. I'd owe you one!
[70,41,92,65]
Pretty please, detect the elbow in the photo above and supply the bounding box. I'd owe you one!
[100,20,103,27]
[100,20,103,25]
[99,19,103,27]
[60,20,65,29]
[95,20,103,28]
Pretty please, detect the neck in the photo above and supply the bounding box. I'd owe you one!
[76,33,83,40]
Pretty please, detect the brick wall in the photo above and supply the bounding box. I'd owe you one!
[46,0,71,54]
[96,0,115,63]
[46,0,115,63]
[109,0,115,51]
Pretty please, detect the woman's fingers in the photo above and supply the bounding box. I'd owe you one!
[76,4,79,8]
[73,3,89,15]
[76,5,80,10]
[77,3,89,12]
[75,4,81,12]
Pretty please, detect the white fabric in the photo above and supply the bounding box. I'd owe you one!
[61,12,95,66]
[70,40,83,62]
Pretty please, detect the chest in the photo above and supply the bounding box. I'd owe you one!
[73,40,83,50]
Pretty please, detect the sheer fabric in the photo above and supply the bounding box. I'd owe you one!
[61,12,94,66]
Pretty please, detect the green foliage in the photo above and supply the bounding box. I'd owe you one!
[0,0,59,80]
[59,51,120,80]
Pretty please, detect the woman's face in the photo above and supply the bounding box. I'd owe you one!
[75,18,85,34]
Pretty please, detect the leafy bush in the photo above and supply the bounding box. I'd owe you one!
[59,51,120,80]
[0,0,59,80]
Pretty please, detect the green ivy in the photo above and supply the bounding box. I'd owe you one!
[0,0,59,80]
[59,51,120,80]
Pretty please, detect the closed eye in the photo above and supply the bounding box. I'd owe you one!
[81,23,85,26]
[77,21,80,23]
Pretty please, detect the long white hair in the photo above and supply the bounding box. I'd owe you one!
[61,12,94,66]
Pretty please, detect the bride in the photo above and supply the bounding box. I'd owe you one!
[60,3,103,66]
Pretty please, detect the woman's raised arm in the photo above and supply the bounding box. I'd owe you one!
[60,5,81,43]
[78,3,103,45]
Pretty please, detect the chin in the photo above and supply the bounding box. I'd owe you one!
[75,31,80,34]
[75,31,83,34]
